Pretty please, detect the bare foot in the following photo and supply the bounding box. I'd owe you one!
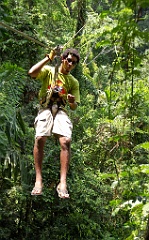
[31,181,43,195]
[56,183,69,198]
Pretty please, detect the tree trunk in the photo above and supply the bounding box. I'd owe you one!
[145,216,149,240]
[73,0,86,47]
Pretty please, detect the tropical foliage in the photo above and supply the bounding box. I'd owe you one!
[0,0,149,239]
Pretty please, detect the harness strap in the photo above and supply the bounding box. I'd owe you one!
[40,46,62,109]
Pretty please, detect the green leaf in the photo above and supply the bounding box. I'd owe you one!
[142,203,149,217]
[134,142,149,151]
[140,164,149,174]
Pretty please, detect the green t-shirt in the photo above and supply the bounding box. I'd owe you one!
[36,65,80,105]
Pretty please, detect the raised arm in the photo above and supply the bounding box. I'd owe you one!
[28,50,56,78]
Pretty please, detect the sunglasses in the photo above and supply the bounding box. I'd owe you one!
[66,58,77,65]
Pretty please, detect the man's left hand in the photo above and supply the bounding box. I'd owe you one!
[67,94,77,110]
[67,94,75,103]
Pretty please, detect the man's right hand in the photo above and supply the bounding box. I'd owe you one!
[47,46,63,61]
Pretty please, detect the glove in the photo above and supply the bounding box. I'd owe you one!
[46,49,56,61]
[46,45,63,61]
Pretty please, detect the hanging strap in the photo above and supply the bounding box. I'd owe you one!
[52,45,62,85]
[41,46,64,109]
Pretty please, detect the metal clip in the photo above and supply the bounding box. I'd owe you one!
[53,45,63,67]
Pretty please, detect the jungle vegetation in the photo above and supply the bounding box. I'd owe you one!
[0,0,149,239]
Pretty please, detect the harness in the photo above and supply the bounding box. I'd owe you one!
[48,92,66,116]
[40,46,66,117]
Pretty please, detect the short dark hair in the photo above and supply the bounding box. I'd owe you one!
[62,48,80,63]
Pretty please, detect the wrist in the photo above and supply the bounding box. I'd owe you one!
[45,49,56,62]
[69,101,77,110]
[45,54,52,62]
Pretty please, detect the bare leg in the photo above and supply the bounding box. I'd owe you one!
[57,136,71,198]
[31,136,47,195]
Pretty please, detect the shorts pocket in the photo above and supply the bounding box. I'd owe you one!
[34,109,52,127]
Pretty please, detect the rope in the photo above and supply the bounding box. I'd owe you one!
[0,21,85,50]
[85,47,114,66]
[0,21,48,48]
[63,24,85,48]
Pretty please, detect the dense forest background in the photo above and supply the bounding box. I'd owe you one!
[0,0,149,239]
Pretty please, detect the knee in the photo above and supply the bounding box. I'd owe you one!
[35,136,47,148]
[60,137,71,150]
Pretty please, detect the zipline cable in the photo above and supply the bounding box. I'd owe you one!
[63,24,85,48]
[0,21,103,66]
[0,21,48,48]
[0,21,85,50]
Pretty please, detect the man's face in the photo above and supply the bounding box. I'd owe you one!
[62,54,78,73]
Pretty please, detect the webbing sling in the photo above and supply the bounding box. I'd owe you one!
[41,46,62,109]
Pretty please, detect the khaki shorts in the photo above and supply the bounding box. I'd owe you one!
[34,109,73,139]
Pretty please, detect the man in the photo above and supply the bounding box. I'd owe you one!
[28,47,80,198]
